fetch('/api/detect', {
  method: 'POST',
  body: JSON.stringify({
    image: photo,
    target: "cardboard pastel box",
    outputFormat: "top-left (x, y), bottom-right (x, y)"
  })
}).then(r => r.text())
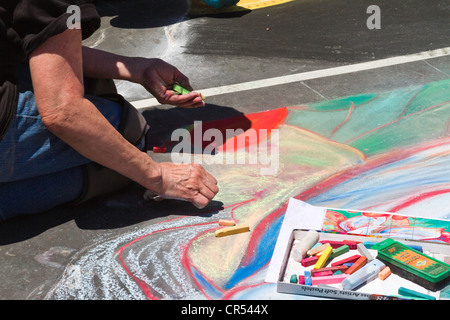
top-left (275, 229), bottom-right (450, 300)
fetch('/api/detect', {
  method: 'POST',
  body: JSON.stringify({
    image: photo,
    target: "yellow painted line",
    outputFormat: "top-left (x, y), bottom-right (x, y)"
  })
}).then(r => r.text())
top-left (188, 0), bottom-right (294, 16)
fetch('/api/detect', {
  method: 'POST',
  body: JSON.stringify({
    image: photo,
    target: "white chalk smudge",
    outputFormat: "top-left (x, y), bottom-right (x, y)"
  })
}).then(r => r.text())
top-left (43, 209), bottom-right (230, 300)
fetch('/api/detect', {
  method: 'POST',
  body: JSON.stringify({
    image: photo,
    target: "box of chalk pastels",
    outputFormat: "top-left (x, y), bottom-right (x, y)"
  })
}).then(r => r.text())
top-left (276, 229), bottom-right (450, 300)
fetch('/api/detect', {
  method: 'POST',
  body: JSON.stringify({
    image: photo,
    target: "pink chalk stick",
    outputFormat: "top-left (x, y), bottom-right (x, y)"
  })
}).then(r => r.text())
top-left (311, 274), bottom-right (349, 286)
top-left (298, 275), bottom-right (305, 285)
top-left (312, 270), bottom-right (333, 277)
top-left (301, 256), bottom-right (319, 267)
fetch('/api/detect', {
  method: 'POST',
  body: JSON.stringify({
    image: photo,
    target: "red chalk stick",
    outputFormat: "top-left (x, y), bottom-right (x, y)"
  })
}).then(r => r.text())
top-left (301, 256), bottom-right (319, 267)
top-left (344, 256), bottom-right (367, 275)
top-left (153, 146), bottom-right (167, 153)
top-left (320, 240), bottom-right (360, 249)
top-left (331, 254), bottom-right (361, 267)
top-left (343, 240), bottom-right (361, 250)
top-left (310, 265), bottom-right (348, 276)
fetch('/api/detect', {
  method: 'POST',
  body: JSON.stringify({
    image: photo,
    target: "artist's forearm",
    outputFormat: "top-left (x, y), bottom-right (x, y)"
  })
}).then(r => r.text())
top-left (43, 98), bottom-right (161, 190)
top-left (82, 46), bottom-right (145, 83)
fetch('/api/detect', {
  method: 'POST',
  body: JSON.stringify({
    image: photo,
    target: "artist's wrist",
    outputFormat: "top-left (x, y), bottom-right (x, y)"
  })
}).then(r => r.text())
top-left (140, 155), bottom-right (164, 192)
top-left (127, 57), bottom-right (159, 86)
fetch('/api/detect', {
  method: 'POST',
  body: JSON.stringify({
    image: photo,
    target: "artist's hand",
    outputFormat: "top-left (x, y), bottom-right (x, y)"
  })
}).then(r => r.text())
top-left (147, 162), bottom-right (219, 209)
top-left (139, 58), bottom-right (205, 108)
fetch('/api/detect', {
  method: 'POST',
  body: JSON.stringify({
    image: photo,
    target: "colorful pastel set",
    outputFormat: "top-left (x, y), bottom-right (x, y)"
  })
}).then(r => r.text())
top-left (283, 230), bottom-right (450, 299)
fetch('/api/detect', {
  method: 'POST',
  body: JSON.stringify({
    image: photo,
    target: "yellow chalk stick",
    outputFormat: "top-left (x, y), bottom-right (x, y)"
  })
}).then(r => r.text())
top-left (313, 246), bottom-right (333, 269)
top-left (218, 219), bottom-right (236, 226)
top-left (307, 243), bottom-right (330, 256)
top-left (215, 224), bottom-right (250, 237)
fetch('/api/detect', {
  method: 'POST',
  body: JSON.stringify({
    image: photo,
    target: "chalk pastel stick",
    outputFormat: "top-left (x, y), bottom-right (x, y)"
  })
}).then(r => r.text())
top-left (320, 240), bottom-right (360, 249)
top-left (311, 274), bottom-right (349, 286)
top-left (357, 243), bottom-right (374, 261)
top-left (331, 254), bottom-right (361, 267)
top-left (311, 265), bottom-right (348, 276)
top-left (173, 84), bottom-right (205, 100)
top-left (307, 243), bottom-right (330, 256)
top-left (310, 242), bottom-right (322, 250)
top-left (344, 256), bottom-right (367, 275)
top-left (214, 224), bottom-right (250, 237)
top-left (298, 275), bottom-right (305, 285)
top-left (290, 274), bottom-right (298, 283)
top-left (153, 146), bottom-right (167, 153)
top-left (378, 266), bottom-right (391, 280)
top-left (343, 240), bottom-right (361, 250)
top-left (398, 287), bottom-right (436, 300)
top-left (218, 219), bottom-right (236, 226)
top-left (314, 246), bottom-right (333, 269)
top-left (313, 270), bottom-right (333, 277)
top-left (343, 263), bottom-right (354, 268)
top-left (304, 271), bottom-right (312, 286)
top-left (301, 256), bottom-right (319, 267)
top-left (342, 259), bottom-right (385, 290)
top-left (291, 230), bottom-right (319, 262)
top-left (329, 245), bottom-right (349, 260)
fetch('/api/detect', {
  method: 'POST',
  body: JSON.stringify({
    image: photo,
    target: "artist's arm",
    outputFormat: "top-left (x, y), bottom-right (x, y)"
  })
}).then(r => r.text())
top-left (30, 29), bottom-right (218, 208)
top-left (82, 46), bottom-right (205, 108)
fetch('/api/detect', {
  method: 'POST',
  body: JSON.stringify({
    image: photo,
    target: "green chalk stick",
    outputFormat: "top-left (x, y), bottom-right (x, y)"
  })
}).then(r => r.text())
top-left (173, 84), bottom-right (205, 100)
top-left (329, 245), bottom-right (349, 260)
top-left (173, 84), bottom-right (191, 95)
top-left (290, 274), bottom-right (298, 284)
top-left (398, 287), bottom-right (436, 300)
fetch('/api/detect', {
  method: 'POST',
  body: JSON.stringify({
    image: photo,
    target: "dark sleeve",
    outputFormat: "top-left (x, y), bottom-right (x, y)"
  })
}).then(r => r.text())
top-left (13, 0), bottom-right (100, 58)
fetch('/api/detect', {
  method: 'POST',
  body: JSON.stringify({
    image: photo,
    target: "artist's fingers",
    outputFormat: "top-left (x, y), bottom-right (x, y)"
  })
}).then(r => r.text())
top-left (171, 68), bottom-right (193, 91)
top-left (188, 163), bottom-right (218, 208)
top-left (167, 91), bottom-right (205, 108)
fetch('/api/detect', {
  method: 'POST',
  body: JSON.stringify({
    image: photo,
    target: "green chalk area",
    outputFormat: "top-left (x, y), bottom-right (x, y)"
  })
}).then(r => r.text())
top-left (286, 79), bottom-right (450, 156)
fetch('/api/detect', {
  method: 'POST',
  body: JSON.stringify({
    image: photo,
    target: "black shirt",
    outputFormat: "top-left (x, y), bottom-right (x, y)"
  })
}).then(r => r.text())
top-left (0, 0), bottom-right (100, 142)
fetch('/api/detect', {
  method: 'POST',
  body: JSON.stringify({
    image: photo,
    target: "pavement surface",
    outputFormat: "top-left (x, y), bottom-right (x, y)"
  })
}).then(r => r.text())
top-left (0, 0), bottom-right (449, 300)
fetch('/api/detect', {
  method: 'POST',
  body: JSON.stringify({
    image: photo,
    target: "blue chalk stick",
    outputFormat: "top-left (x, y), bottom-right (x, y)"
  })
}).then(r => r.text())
top-left (343, 262), bottom-right (354, 268)
top-left (304, 271), bottom-right (312, 286)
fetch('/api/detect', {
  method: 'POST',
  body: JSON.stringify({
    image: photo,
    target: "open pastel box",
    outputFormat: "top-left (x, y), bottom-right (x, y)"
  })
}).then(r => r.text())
top-left (276, 229), bottom-right (450, 300)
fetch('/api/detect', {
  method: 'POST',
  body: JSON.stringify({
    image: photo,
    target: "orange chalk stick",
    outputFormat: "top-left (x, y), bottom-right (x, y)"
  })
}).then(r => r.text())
top-left (378, 266), bottom-right (391, 280)
top-left (344, 256), bottom-right (367, 275)
top-left (218, 219), bottom-right (236, 226)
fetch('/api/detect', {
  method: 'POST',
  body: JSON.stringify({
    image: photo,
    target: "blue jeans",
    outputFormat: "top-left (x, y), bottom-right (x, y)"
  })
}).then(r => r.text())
top-left (0, 67), bottom-right (128, 220)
